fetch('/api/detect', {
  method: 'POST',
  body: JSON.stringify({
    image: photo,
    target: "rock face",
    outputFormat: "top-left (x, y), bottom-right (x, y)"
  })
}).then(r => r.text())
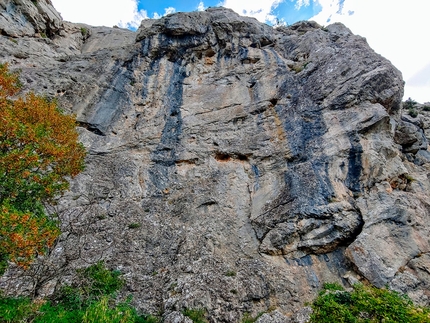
top-left (0, 0), bottom-right (62, 37)
top-left (1, 1), bottom-right (430, 321)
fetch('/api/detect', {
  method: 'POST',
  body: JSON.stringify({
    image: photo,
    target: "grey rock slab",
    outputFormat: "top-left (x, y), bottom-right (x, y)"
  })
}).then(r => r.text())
top-left (346, 190), bottom-right (430, 287)
top-left (0, 0), bottom-right (62, 37)
top-left (256, 310), bottom-right (291, 323)
top-left (395, 119), bottom-right (428, 153)
top-left (164, 312), bottom-right (193, 323)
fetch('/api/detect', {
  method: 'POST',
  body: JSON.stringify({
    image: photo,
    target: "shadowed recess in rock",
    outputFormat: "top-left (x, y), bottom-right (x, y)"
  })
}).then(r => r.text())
top-left (84, 61), bottom-right (134, 135)
top-left (149, 60), bottom-right (185, 192)
top-left (345, 132), bottom-right (363, 193)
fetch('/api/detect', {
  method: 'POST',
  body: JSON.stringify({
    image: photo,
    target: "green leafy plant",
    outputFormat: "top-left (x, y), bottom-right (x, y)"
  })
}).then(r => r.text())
top-left (128, 223), bottom-right (141, 229)
top-left (409, 109), bottom-right (418, 118)
top-left (0, 294), bottom-right (39, 322)
top-left (403, 97), bottom-right (419, 118)
top-left (82, 296), bottom-right (133, 323)
top-left (56, 260), bottom-right (125, 311)
top-left (80, 27), bottom-right (88, 37)
top-left (225, 270), bottom-right (236, 277)
top-left (309, 282), bottom-right (430, 323)
top-left (0, 262), bottom-right (157, 322)
top-left (82, 261), bottom-right (124, 295)
top-left (34, 302), bottom-right (84, 323)
top-left (321, 282), bottom-right (344, 291)
top-left (182, 308), bottom-right (208, 323)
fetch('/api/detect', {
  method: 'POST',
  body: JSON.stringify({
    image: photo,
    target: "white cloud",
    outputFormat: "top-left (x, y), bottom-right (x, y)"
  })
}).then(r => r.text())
top-left (51, 0), bottom-right (147, 29)
top-left (164, 7), bottom-right (176, 15)
top-left (152, 7), bottom-right (176, 19)
top-left (311, 0), bottom-right (430, 102)
top-left (197, 1), bottom-right (206, 11)
top-left (295, 0), bottom-right (310, 9)
top-left (221, 0), bottom-right (283, 24)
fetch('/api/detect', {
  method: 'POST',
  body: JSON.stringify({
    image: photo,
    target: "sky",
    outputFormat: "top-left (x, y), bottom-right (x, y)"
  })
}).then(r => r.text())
top-left (50, 0), bottom-right (429, 103)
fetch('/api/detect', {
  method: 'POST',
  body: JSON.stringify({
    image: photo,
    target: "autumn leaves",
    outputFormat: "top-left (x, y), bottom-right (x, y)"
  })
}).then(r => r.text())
top-left (0, 64), bottom-right (86, 269)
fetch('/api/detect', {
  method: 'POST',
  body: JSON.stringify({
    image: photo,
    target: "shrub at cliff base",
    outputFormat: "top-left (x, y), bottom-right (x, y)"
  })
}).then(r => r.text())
top-left (310, 282), bottom-right (430, 323)
top-left (0, 63), bottom-right (86, 269)
top-left (0, 261), bottom-right (159, 323)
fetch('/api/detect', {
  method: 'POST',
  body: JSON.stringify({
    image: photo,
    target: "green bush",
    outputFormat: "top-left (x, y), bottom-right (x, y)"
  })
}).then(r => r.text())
top-left (54, 261), bottom-right (124, 311)
top-left (404, 97), bottom-right (417, 110)
top-left (182, 308), bottom-right (208, 323)
top-left (34, 302), bottom-right (83, 323)
top-left (79, 260), bottom-right (124, 296)
top-left (0, 295), bottom-right (37, 322)
top-left (82, 296), bottom-right (133, 323)
top-left (0, 262), bottom-right (157, 322)
top-left (80, 27), bottom-right (88, 37)
top-left (310, 282), bottom-right (430, 323)
top-left (225, 270), bottom-right (236, 277)
top-left (409, 109), bottom-right (418, 118)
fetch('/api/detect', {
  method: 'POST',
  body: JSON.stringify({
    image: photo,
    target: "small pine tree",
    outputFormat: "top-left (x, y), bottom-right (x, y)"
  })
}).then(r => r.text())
top-left (404, 97), bottom-right (417, 109)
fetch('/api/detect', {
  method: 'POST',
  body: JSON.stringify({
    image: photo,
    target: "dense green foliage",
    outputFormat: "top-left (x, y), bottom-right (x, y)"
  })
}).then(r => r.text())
top-left (0, 262), bottom-right (158, 323)
top-left (0, 63), bottom-right (86, 268)
top-left (54, 260), bottom-right (125, 311)
top-left (310, 282), bottom-right (430, 323)
top-left (182, 308), bottom-right (208, 323)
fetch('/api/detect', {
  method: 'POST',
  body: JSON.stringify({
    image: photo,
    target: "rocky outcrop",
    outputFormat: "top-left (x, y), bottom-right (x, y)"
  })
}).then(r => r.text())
top-left (0, 0), bottom-right (62, 37)
top-left (1, 1), bottom-right (430, 321)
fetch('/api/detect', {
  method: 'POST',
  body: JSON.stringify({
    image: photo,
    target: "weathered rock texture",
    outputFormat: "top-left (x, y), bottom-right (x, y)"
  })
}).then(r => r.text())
top-left (1, 1), bottom-right (430, 322)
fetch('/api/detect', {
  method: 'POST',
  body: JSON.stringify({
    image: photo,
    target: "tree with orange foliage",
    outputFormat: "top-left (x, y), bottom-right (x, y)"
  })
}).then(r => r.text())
top-left (0, 64), bottom-right (86, 270)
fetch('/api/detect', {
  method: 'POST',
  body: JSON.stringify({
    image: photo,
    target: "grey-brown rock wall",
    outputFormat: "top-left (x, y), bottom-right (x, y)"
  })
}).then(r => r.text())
top-left (1, 2), bottom-right (430, 321)
top-left (0, 0), bottom-right (62, 37)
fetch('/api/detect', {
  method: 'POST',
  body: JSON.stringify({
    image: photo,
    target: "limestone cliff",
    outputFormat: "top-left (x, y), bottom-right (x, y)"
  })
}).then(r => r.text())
top-left (1, 1), bottom-right (430, 322)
